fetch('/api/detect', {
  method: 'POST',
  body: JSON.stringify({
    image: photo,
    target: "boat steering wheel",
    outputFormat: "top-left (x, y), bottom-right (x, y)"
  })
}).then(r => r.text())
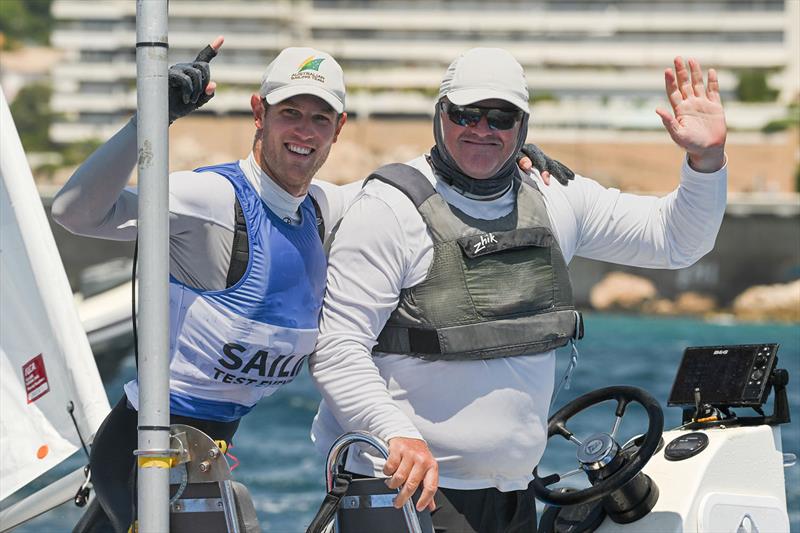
top-left (532, 385), bottom-right (664, 507)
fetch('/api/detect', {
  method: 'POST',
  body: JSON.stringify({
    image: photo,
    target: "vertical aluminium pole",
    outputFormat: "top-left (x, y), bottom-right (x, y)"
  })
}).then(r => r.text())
top-left (135, 1), bottom-right (170, 531)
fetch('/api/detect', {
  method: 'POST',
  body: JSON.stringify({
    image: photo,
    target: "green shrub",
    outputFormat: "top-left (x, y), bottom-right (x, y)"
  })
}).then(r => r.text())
top-left (9, 82), bottom-right (102, 169)
top-left (0, 0), bottom-right (53, 49)
top-left (762, 119), bottom-right (791, 133)
top-left (795, 163), bottom-right (800, 193)
top-left (9, 83), bottom-right (56, 152)
top-left (531, 92), bottom-right (558, 104)
top-left (61, 139), bottom-right (103, 166)
top-left (736, 70), bottom-right (779, 102)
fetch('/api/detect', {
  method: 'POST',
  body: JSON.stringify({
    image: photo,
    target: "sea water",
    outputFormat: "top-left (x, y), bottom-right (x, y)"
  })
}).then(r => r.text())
top-left (5, 314), bottom-right (799, 532)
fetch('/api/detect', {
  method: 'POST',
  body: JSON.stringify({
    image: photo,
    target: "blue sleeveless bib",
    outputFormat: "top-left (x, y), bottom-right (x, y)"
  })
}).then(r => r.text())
top-left (124, 162), bottom-right (327, 421)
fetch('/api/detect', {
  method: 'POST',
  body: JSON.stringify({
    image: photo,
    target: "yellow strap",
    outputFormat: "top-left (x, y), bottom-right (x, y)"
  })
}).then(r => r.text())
top-left (136, 440), bottom-right (226, 469)
top-left (214, 440), bottom-right (228, 454)
top-left (127, 520), bottom-right (138, 533)
top-left (137, 456), bottom-right (176, 469)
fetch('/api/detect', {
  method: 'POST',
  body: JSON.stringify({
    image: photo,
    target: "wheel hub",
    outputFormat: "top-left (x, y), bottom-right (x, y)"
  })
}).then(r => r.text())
top-left (577, 433), bottom-right (619, 471)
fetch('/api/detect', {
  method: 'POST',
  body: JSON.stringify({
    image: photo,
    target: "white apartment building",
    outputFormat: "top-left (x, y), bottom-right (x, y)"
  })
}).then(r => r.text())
top-left (50, 0), bottom-right (799, 142)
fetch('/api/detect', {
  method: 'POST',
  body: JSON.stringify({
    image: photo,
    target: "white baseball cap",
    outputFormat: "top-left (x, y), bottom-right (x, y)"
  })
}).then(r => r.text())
top-left (439, 48), bottom-right (530, 114)
top-left (259, 47), bottom-right (345, 113)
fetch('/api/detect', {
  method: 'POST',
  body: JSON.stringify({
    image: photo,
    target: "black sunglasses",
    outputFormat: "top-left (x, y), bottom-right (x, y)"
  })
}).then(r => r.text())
top-left (441, 102), bottom-right (523, 131)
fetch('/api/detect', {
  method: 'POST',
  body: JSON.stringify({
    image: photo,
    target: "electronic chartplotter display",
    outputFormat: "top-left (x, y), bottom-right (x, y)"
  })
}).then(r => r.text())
top-left (668, 344), bottom-right (779, 408)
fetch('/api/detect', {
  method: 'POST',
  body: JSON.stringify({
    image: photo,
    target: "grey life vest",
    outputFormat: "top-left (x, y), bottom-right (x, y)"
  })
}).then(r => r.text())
top-left (369, 163), bottom-right (582, 361)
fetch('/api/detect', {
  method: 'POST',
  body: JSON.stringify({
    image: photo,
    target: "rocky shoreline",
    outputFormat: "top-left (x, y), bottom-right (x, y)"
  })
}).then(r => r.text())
top-left (588, 272), bottom-right (800, 323)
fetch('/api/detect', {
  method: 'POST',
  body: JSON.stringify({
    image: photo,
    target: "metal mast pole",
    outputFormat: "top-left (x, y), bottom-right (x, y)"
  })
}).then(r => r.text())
top-left (135, 1), bottom-right (170, 531)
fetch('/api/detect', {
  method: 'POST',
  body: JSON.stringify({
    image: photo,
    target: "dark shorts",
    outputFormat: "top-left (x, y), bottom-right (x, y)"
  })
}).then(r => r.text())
top-left (344, 472), bottom-right (538, 533)
top-left (432, 483), bottom-right (538, 533)
top-left (78, 395), bottom-right (240, 533)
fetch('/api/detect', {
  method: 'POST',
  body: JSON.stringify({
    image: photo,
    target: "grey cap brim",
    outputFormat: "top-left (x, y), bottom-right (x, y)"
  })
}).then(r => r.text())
top-left (446, 88), bottom-right (530, 114)
top-left (265, 85), bottom-right (344, 114)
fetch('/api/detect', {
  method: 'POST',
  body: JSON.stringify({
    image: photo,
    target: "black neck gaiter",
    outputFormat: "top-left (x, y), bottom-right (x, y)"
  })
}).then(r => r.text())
top-left (429, 104), bottom-right (529, 200)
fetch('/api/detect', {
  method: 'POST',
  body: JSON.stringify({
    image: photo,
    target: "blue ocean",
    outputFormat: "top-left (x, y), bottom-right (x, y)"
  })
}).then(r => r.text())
top-left (6, 314), bottom-right (799, 532)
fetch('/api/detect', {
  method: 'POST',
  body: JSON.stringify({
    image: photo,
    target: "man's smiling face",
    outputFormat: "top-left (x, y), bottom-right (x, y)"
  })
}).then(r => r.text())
top-left (441, 98), bottom-right (521, 180)
top-left (252, 93), bottom-right (346, 196)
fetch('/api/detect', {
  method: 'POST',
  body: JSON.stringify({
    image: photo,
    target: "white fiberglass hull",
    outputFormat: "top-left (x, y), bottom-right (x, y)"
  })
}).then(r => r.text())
top-left (594, 424), bottom-right (789, 532)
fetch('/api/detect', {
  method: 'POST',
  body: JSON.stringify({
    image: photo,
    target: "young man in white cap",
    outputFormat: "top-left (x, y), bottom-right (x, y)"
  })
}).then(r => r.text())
top-left (309, 48), bottom-right (728, 531)
top-left (54, 38), bottom-right (355, 532)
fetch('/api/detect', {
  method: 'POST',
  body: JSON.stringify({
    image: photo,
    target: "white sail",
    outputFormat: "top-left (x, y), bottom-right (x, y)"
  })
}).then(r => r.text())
top-left (0, 86), bottom-right (110, 502)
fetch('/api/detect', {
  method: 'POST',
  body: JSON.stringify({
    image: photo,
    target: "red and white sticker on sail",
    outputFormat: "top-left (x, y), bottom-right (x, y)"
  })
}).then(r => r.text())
top-left (23, 354), bottom-right (50, 403)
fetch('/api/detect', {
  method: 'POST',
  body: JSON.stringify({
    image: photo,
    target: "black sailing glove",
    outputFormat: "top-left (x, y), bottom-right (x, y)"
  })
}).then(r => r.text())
top-left (168, 45), bottom-right (218, 124)
top-left (517, 143), bottom-right (576, 186)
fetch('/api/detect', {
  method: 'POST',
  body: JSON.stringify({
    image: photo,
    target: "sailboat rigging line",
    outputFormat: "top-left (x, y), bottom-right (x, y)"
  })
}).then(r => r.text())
top-left (66, 402), bottom-right (93, 507)
top-left (66, 401), bottom-right (90, 461)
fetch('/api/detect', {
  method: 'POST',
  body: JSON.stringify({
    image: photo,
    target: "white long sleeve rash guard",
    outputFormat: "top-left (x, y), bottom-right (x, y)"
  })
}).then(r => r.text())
top-left (310, 154), bottom-right (727, 492)
top-left (51, 118), bottom-right (362, 291)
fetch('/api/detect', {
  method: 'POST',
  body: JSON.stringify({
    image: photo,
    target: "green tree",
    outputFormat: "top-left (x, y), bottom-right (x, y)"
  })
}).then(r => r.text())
top-left (62, 139), bottom-right (103, 166)
top-left (735, 70), bottom-right (779, 103)
top-left (762, 102), bottom-right (800, 133)
top-left (795, 163), bottom-right (800, 193)
top-left (0, 0), bottom-right (54, 49)
top-left (9, 83), bottom-right (56, 152)
top-left (531, 91), bottom-right (558, 104)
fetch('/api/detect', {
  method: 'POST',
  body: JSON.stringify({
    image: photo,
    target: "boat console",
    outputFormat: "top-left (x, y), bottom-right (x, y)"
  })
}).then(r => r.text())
top-left (309, 343), bottom-right (794, 533)
top-left (538, 343), bottom-right (793, 533)
top-left (668, 343), bottom-right (788, 426)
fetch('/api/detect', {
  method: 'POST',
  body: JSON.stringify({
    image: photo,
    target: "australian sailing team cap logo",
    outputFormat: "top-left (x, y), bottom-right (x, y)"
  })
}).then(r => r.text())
top-left (259, 47), bottom-right (345, 113)
top-left (298, 56), bottom-right (326, 72)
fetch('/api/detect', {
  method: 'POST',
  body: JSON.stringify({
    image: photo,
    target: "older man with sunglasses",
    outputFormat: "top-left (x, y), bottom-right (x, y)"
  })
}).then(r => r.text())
top-left (309, 48), bottom-right (727, 532)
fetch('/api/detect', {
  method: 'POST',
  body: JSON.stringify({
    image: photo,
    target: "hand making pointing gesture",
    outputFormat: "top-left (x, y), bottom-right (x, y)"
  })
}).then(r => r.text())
top-left (168, 35), bottom-right (225, 123)
top-left (656, 56), bottom-right (727, 173)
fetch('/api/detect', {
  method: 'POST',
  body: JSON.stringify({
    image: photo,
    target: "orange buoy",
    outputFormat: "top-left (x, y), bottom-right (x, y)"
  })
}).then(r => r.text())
top-left (36, 445), bottom-right (49, 459)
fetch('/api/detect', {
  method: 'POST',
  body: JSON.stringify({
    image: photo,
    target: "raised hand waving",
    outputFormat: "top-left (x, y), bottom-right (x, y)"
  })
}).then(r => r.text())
top-left (655, 57), bottom-right (727, 173)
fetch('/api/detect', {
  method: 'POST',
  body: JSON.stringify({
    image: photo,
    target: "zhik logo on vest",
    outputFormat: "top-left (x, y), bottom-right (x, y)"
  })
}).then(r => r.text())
top-left (291, 56), bottom-right (326, 83)
top-left (473, 233), bottom-right (498, 254)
